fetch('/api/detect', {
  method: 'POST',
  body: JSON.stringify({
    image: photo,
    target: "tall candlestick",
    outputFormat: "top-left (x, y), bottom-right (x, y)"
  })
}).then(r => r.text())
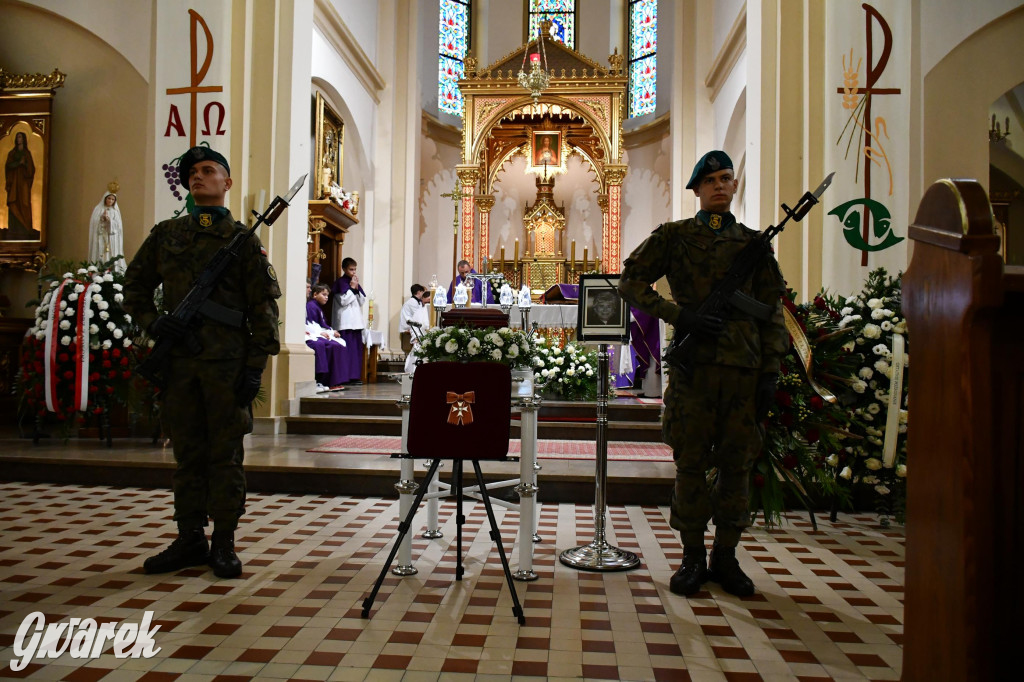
top-left (571, 240), bottom-right (576, 270)
top-left (501, 246), bottom-right (505, 270)
top-left (583, 246), bottom-right (588, 271)
top-left (514, 239), bottom-right (519, 267)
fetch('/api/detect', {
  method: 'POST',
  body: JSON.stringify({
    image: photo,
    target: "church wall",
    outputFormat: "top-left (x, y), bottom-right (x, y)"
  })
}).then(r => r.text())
top-left (483, 0), bottom-right (524, 68)
top-left (920, 0), bottom-right (1023, 76)
top-left (325, 0), bottom-right (379, 70)
top-left (418, 128), bottom-right (464, 288)
top-left (710, 0), bottom-right (745, 61)
top-left (620, 135), bottom-right (672, 266)
top-left (0, 0), bottom-right (148, 316)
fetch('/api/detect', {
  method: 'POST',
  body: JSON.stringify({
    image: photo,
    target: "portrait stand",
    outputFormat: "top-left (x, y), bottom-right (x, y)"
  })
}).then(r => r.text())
top-left (561, 273), bottom-right (639, 572)
top-left (559, 342), bottom-right (640, 572)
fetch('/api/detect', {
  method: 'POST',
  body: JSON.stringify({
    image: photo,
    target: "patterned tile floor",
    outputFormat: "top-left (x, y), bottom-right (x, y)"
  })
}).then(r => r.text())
top-left (0, 482), bottom-right (903, 681)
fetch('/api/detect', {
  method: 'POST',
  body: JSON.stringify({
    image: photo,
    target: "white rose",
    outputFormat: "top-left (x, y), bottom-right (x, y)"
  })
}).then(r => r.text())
top-left (60, 336), bottom-right (72, 346)
top-left (99, 311), bottom-right (110, 320)
top-left (490, 349), bottom-right (502, 361)
top-left (113, 329), bottom-right (124, 339)
top-left (98, 301), bottom-right (109, 311)
top-left (865, 458), bottom-right (882, 470)
top-left (103, 340), bottom-right (113, 349)
top-left (67, 294), bottom-right (78, 303)
top-left (123, 338), bottom-right (133, 348)
top-left (880, 308), bottom-right (893, 318)
top-left (74, 284), bottom-right (85, 294)
top-left (89, 324), bottom-right (99, 334)
top-left (107, 322), bottom-right (117, 331)
top-left (858, 367), bottom-right (874, 380)
top-left (826, 454), bottom-right (839, 467)
top-left (61, 273), bottom-right (73, 280)
top-left (566, 368), bottom-right (575, 376)
top-left (445, 339), bottom-right (459, 354)
top-left (839, 466), bottom-right (852, 480)
top-left (92, 294), bottom-right (102, 303)
top-left (896, 464), bottom-right (907, 478)
top-left (103, 273), bottom-right (114, 282)
top-left (874, 485), bottom-right (891, 495)
top-left (507, 344), bottom-right (519, 358)
top-left (862, 324), bottom-right (881, 339)
top-left (851, 380), bottom-right (867, 394)
top-left (555, 357), bottom-right (564, 365)
top-left (541, 369), bottom-right (549, 377)
top-left (871, 308), bottom-right (886, 320)
top-left (867, 298), bottom-right (882, 309)
top-left (113, 283), bottom-right (123, 291)
top-left (467, 338), bottom-right (481, 355)
top-left (586, 370), bottom-right (593, 377)
top-left (60, 319), bottom-right (71, 330)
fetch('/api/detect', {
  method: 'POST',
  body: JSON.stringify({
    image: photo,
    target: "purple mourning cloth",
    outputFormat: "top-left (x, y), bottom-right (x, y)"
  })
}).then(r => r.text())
top-left (542, 283), bottom-right (579, 303)
top-left (447, 270), bottom-right (493, 304)
top-left (305, 298), bottom-right (347, 386)
top-left (331, 274), bottom-right (366, 298)
top-left (616, 306), bottom-right (662, 389)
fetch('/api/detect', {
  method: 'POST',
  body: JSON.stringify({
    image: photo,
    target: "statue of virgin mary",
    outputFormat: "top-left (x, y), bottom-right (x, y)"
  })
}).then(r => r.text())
top-left (88, 189), bottom-right (125, 272)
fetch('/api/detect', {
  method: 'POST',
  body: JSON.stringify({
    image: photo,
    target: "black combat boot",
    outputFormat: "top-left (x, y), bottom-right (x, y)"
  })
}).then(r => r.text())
top-left (669, 545), bottom-right (709, 596)
top-left (209, 529), bottom-right (243, 579)
top-left (143, 527), bottom-right (209, 574)
top-left (708, 544), bottom-right (755, 597)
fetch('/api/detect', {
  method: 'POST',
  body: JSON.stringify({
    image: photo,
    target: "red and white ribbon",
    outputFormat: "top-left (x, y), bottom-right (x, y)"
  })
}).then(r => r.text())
top-left (43, 280), bottom-right (67, 413)
top-left (42, 278), bottom-right (95, 413)
top-left (882, 333), bottom-right (905, 468)
top-left (74, 285), bottom-right (92, 411)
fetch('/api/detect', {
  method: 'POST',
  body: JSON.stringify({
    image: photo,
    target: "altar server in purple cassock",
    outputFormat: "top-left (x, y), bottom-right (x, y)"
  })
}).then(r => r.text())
top-left (447, 260), bottom-right (493, 304)
top-left (330, 257), bottom-right (367, 384)
top-left (305, 282), bottom-right (347, 390)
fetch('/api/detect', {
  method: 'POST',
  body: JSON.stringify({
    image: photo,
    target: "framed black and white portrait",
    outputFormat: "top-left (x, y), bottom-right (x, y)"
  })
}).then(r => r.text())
top-left (577, 274), bottom-right (629, 343)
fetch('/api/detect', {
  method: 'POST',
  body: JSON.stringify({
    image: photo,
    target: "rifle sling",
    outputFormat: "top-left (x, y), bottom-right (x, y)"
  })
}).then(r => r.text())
top-left (198, 299), bottom-right (245, 328)
top-left (726, 290), bottom-right (774, 321)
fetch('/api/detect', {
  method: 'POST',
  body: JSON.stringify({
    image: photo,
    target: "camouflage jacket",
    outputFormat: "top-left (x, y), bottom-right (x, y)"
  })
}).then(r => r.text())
top-left (618, 216), bottom-right (789, 373)
top-left (123, 211), bottom-right (281, 369)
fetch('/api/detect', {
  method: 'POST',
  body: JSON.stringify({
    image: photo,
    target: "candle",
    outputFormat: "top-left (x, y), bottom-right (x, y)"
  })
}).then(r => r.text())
top-left (514, 239), bottom-right (519, 266)
top-left (583, 247), bottom-right (588, 271)
top-left (531, 53), bottom-right (540, 64)
top-left (500, 246), bottom-right (505, 270)
top-left (571, 240), bottom-right (576, 269)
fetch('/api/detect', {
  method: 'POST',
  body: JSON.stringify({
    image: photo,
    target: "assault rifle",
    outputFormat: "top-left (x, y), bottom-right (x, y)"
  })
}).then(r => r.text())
top-left (663, 172), bottom-right (835, 372)
top-left (137, 174), bottom-right (307, 388)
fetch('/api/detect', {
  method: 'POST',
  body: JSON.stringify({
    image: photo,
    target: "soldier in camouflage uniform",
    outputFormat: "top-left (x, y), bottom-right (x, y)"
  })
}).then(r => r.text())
top-left (124, 146), bottom-right (281, 579)
top-left (618, 151), bottom-right (789, 597)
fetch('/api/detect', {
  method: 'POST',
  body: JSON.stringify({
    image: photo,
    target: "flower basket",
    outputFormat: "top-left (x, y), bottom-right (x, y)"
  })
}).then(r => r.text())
top-left (531, 336), bottom-right (599, 401)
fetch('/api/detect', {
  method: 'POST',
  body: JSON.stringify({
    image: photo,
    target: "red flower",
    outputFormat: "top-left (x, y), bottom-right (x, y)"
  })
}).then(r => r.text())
top-left (753, 473), bottom-right (765, 488)
top-left (809, 396), bottom-right (824, 411)
top-left (775, 390), bottom-right (792, 407)
top-left (90, 372), bottom-right (100, 381)
top-left (106, 386), bottom-right (115, 394)
top-left (89, 385), bottom-right (99, 393)
top-left (122, 371), bottom-right (131, 379)
top-left (108, 370), bottom-right (118, 379)
top-left (35, 350), bottom-right (44, 360)
top-left (102, 350), bottom-right (110, 359)
top-left (63, 370), bottom-right (74, 380)
top-left (93, 407), bottom-right (104, 415)
top-left (813, 295), bottom-right (827, 310)
top-left (112, 349), bottom-right (121, 359)
top-left (102, 360), bottom-right (112, 369)
top-left (58, 353), bottom-right (69, 363)
top-left (805, 428), bottom-right (820, 444)
top-left (120, 357), bottom-right (129, 367)
top-left (782, 454), bottom-right (798, 470)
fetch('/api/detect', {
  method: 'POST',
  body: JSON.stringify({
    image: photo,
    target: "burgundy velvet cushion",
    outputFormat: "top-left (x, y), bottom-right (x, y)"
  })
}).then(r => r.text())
top-left (407, 362), bottom-right (512, 460)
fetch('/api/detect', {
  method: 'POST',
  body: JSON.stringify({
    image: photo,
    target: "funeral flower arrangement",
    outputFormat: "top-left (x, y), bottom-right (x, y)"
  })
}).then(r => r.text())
top-left (531, 337), bottom-right (599, 401)
top-left (17, 258), bottom-right (152, 435)
top-left (752, 268), bottom-right (909, 527)
top-left (414, 325), bottom-right (537, 369)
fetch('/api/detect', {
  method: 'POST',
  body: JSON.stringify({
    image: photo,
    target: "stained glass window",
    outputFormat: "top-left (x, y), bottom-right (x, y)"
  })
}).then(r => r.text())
top-left (628, 0), bottom-right (657, 117)
top-left (528, 0), bottom-right (575, 49)
top-left (438, 0), bottom-right (471, 116)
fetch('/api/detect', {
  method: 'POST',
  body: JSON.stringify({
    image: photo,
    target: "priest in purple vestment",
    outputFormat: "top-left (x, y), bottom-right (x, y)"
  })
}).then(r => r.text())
top-left (446, 260), bottom-right (493, 304)
top-left (330, 257), bottom-right (367, 384)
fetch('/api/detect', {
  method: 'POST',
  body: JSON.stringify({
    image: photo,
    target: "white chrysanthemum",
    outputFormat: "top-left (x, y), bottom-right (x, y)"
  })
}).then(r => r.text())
top-left (123, 314), bottom-right (131, 323)
top-left (87, 265), bottom-right (98, 273)
top-left (67, 294), bottom-right (79, 304)
top-left (839, 466), bottom-right (852, 480)
top-left (896, 464), bottom-right (907, 478)
top-left (62, 272), bottom-right (73, 279)
top-left (35, 330), bottom-right (46, 340)
top-left (89, 324), bottom-right (99, 334)
top-left (107, 322), bottom-right (116, 331)
top-left (862, 324), bottom-right (881, 339)
top-left (99, 311), bottom-right (109, 320)
top-left (113, 329), bottom-right (124, 339)
top-left (59, 319), bottom-right (71, 330)
top-left (490, 349), bottom-right (502, 361)
top-left (74, 284), bottom-right (85, 294)
top-left (865, 457), bottom-right (883, 470)
top-left (867, 403), bottom-right (881, 414)
top-left (41, 319), bottom-right (50, 329)
top-left (444, 339), bottom-right (459, 354)
top-left (845, 296), bottom-right (858, 305)
top-left (435, 335), bottom-right (447, 348)
top-left (92, 294), bottom-right (102, 303)
top-left (103, 273), bottom-right (114, 282)
top-left (874, 389), bottom-right (888, 402)
top-left (498, 327), bottom-right (509, 334)
top-left (123, 338), bottom-right (132, 348)
top-left (858, 367), bottom-right (873, 380)
top-left (874, 359), bottom-right (890, 373)
top-left (76, 267), bottom-right (88, 275)
top-left (862, 413), bottom-right (874, 421)
top-left (60, 300), bottom-right (68, 310)
top-left (851, 380), bottom-right (867, 394)
top-left (60, 336), bottom-right (72, 346)
top-left (541, 348), bottom-right (549, 355)
top-left (867, 298), bottom-right (883, 309)
top-left (533, 356), bottom-right (544, 367)
top-left (841, 307), bottom-right (853, 316)
top-left (103, 340), bottom-right (114, 349)
top-left (113, 283), bottom-right (123, 292)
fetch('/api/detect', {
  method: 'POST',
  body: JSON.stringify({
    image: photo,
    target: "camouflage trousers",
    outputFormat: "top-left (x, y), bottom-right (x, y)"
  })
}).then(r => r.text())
top-left (663, 364), bottom-right (763, 548)
top-left (162, 357), bottom-right (252, 531)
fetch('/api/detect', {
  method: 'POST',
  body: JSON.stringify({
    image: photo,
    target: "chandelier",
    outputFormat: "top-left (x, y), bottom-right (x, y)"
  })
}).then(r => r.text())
top-left (518, 20), bottom-right (552, 103)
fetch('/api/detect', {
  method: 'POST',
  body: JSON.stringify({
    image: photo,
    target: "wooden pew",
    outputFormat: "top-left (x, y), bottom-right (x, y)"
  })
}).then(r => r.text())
top-left (902, 179), bottom-right (1023, 681)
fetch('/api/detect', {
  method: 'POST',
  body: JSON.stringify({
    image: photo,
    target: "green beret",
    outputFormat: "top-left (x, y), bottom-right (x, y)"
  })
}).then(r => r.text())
top-left (686, 150), bottom-right (733, 189)
top-left (178, 146), bottom-right (230, 188)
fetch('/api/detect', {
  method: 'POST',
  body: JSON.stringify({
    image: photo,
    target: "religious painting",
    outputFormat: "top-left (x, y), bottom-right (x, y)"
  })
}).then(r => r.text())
top-left (577, 274), bottom-right (629, 343)
top-left (313, 92), bottom-right (344, 200)
top-left (0, 81), bottom-right (57, 269)
top-left (529, 130), bottom-right (563, 175)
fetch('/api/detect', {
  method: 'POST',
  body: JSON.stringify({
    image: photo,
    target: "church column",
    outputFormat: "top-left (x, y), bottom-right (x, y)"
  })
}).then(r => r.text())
top-left (603, 165), bottom-right (627, 272)
top-left (597, 193), bottom-right (609, 271)
top-left (456, 166), bottom-right (480, 264)
top-left (476, 194), bottom-right (495, 268)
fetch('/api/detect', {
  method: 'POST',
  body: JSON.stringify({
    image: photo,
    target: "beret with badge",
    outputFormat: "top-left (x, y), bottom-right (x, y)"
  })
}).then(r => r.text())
top-left (685, 150), bottom-right (734, 190)
top-left (178, 146), bottom-right (230, 189)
